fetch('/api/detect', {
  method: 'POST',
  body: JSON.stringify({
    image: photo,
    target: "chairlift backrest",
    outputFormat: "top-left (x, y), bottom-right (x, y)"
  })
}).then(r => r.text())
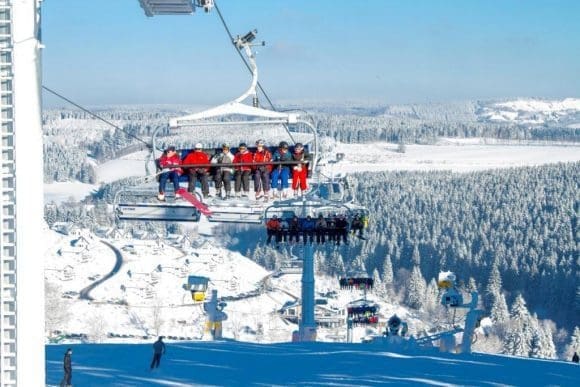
top-left (187, 275), bottom-right (209, 291)
top-left (175, 144), bottom-right (310, 161)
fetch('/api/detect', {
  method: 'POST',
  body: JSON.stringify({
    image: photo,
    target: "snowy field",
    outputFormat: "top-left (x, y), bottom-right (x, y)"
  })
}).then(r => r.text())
top-left (330, 141), bottom-right (580, 173)
top-left (44, 141), bottom-right (580, 204)
top-left (45, 340), bottom-right (579, 386)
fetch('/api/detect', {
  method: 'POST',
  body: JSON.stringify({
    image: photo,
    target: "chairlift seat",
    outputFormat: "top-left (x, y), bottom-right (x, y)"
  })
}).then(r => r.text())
top-left (139, 0), bottom-right (195, 16)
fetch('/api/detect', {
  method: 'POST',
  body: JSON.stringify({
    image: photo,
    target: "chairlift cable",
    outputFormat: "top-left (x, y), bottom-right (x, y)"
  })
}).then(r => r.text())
top-left (213, 1), bottom-right (295, 143)
top-left (42, 85), bottom-right (152, 149)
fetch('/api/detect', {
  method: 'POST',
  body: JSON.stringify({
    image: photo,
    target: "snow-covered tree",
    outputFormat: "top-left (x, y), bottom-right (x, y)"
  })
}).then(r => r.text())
top-left (503, 294), bottom-right (534, 357)
top-left (381, 254), bottom-right (394, 296)
top-left (405, 266), bottom-right (426, 310)
top-left (565, 326), bottom-right (580, 360)
top-left (424, 278), bottom-right (440, 312)
top-left (490, 291), bottom-right (510, 327)
top-left (528, 318), bottom-right (556, 359)
top-left (45, 282), bottom-right (71, 337)
top-left (485, 264), bottom-right (502, 310)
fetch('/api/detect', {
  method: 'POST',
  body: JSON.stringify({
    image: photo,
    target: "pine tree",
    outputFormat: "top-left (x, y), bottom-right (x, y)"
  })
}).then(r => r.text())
top-left (405, 265), bottom-right (426, 310)
top-left (565, 326), bottom-right (580, 359)
top-left (424, 278), bottom-right (440, 312)
top-left (372, 268), bottom-right (384, 296)
top-left (485, 264), bottom-right (502, 310)
top-left (381, 255), bottom-right (394, 296)
top-left (503, 294), bottom-right (534, 357)
top-left (412, 244), bottom-right (421, 266)
top-left (490, 291), bottom-right (509, 327)
top-left (466, 277), bottom-right (478, 293)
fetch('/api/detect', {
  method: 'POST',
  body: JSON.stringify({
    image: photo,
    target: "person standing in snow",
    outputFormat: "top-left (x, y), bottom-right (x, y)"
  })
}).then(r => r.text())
top-left (573, 352), bottom-right (579, 363)
top-left (150, 336), bottom-right (166, 369)
top-left (60, 348), bottom-right (72, 387)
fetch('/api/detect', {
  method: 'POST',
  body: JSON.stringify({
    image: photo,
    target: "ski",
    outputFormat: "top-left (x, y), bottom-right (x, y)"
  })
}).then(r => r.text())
top-left (176, 188), bottom-right (213, 216)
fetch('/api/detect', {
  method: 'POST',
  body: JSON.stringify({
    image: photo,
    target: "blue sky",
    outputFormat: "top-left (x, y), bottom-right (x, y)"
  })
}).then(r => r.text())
top-left (42, 0), bottom-right (580, 107)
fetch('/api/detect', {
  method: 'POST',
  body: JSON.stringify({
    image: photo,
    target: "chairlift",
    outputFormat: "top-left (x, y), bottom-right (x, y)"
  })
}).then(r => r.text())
top-left (339, 275), bottom-right (374, 290)
top-left (114, 31), bottom-right (321, 224)
top-left (346, 299), bottom-right (379, 325)
top-left (139, 0), bottom-right (213, 16)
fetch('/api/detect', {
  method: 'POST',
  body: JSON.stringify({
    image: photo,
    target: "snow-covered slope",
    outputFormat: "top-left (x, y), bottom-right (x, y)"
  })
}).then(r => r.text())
top-left (478, 98), bottom-right (580, 126)
top-left (45, 227), bottom-right (415, 345)
top-left (45, 340), bottom-right (579, 386)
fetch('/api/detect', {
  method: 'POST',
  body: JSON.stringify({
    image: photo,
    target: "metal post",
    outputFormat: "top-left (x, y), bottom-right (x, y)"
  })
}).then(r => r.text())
top-left (299, 243), bottom-right (316, 341)
top-left (461, 292), bottom-right (482, 354)
top-left (346, 317), bottom-right (353, 343)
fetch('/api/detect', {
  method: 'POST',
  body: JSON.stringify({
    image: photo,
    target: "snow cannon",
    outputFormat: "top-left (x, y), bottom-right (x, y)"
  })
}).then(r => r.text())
top-left (437, 271), bottom-right (456, 289)
top-left (386, 314), bottom-right (408, 337)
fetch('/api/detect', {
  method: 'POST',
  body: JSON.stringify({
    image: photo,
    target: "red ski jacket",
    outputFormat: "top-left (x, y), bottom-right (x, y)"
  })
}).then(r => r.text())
top-left (159, 153), bottom-right (182, 174)
top-left (266, 218), bottom-right (281, 230)
top-left (233, 151), bottom-right (254, 171)
top-left (182, 150), bottom-right (210, 172)
top-left (253, 149), bottom-right (273, 172)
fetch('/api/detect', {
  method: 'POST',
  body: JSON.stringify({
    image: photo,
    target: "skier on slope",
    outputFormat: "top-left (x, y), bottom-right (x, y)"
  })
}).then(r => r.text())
top-left (60, 348), bottom-right (72, 387)
top-left (150, 336), bottom-right (166, 369)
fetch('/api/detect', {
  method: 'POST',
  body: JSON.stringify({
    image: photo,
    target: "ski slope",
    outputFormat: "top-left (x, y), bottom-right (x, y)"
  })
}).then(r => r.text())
top-left (45, 340), bottom-right (579, 386)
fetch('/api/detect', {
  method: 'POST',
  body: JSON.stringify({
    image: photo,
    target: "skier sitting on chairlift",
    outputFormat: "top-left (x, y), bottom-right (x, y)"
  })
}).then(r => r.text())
top-left (279, 217), bottom-right (290, 243)
top-left (211, 144), bottom-right (234, 200)
top-left (335, 214), bottom-right (349, 245)
top-left (157, 146), bottom-right (182, 202)
top-left (300, 215), bottom-right (316, 244)
top-left (289, 215), bottom-right (301, 244)
top-left (266, 215), bottom-right (281, 245)
top-left (315, 214), bottom-right (327, 244)
top-left (271, 141), bottom-right (293, 199)
top-left (291, 143), bottom-right (309, 197)
top-left (182, 143), bottom-right (211, 198)
top-left (351, 214), bottom-right (364, 238)
top-left (253, 139), bottom-right (272, 201)
top-left (233, 142), bottom-right (253, 198)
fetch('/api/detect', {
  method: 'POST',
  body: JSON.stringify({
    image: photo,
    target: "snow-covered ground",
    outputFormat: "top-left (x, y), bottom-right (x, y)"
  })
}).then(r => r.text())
top-left (45, 225), bottom-right (412, 346)
top-left (45, 340), bottom-right (579, 386)
top-left (329, 141), bottom-right (580, 173)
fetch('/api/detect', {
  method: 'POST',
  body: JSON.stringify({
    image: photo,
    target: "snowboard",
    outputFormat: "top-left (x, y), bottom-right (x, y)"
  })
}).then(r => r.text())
top-left (176, 188), bottom-right (212, 216)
